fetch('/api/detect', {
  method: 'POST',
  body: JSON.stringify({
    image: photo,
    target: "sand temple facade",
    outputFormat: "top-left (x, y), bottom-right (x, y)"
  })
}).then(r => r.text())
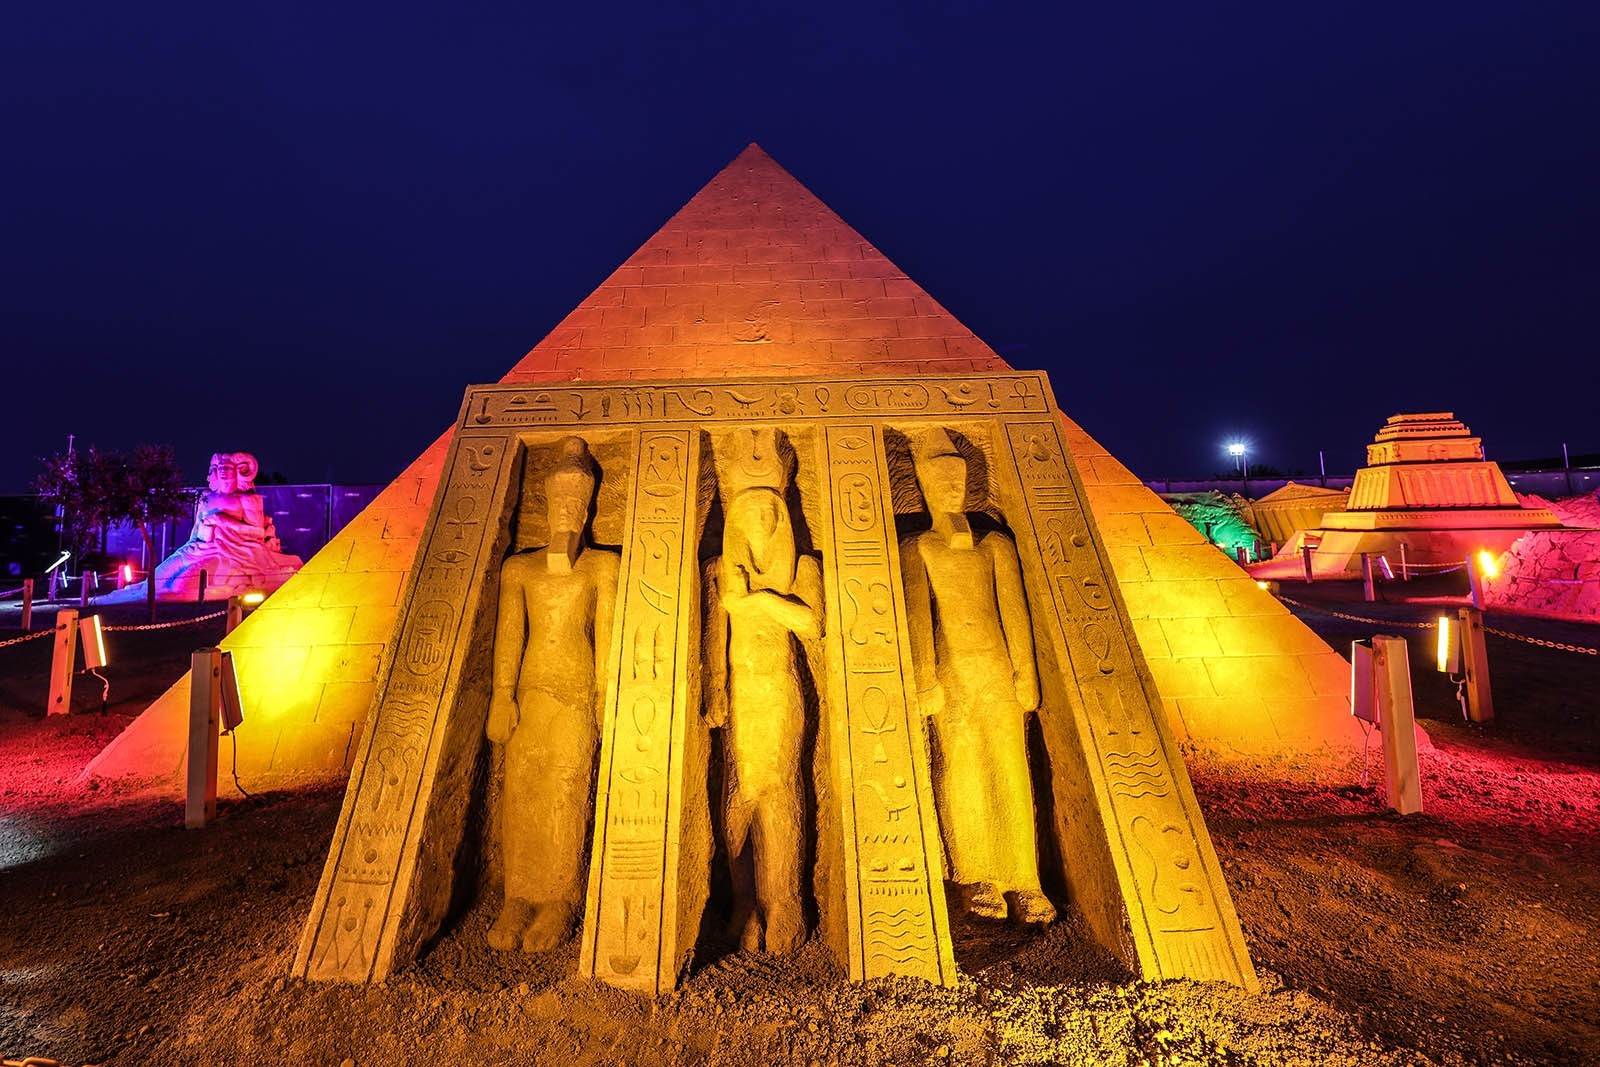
top-left (1257, 413), bottom-right (1562, 579)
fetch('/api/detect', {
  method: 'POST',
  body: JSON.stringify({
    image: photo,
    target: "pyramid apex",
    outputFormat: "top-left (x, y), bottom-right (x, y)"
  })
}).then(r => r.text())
top-left (505, 146), bottom-right (1008, 383)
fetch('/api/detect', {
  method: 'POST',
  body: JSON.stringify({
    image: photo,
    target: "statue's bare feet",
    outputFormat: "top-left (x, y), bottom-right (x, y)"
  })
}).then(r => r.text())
top-left (1009, 889), bottom-right (1057, 925)
top-left (520, 901), bottom-right (575, 953)
top-left (487, 898), bottom-right (534, 951)
top-left (963, 881), bottom-right (1007, 920)
top-left (739, 913), bottom-right (765, 953)
top-left (763, 903), bottom-right (806, 954)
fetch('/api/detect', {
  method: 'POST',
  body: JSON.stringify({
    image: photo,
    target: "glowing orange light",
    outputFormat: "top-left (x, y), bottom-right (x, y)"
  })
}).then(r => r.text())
top-left (1436, 615), bottom-right (1456, 673)
top-left (241, 590), bottom-right (266, 606)
top-left (1476, 550), bottom-right (1498, 579)
top-left (79, 614), bottom-right (109, 669)
top-left (1256, 580), bottom-right (1269, 590)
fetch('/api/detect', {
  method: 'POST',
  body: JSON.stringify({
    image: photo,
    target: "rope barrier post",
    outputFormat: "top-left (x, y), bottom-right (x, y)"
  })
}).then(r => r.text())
top-left (1361, 553), bottom-right (1376, 602)
top-left (1467, 556), bottom-right (1485, 610)
top-left (1234, 545), bottom-right (1248, 567)
top-left (187, 647), bottom-right (223, 829)
top-left (49, 569), bottom-right (60, 602)
top-left (1457, 607), bottom-right (1495, 723)
top-left (20, 579), bottom-right (32, 631)
top-left (226, 595), bottom-right (244, 635)
top-left (1399, 543), bottom-right (1410, 581)
top-left (78, 571), bottom-right (91, 611)
top-left (1372, 635), bottom-right (1423, 815)
top-left (197, 568), bottom-right (208, 604)
top-left (48, 608), bottom-right (79, 717)
top-left (1301, 544), bottom-right (1315, 583)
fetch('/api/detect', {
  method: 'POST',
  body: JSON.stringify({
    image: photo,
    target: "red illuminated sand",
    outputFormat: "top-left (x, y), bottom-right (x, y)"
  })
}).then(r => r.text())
top-left (1, 591), bottom-right (1596, 1064)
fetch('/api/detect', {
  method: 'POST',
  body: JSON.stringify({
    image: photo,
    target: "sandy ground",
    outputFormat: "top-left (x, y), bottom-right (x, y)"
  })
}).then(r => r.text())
top-left (1, 585), bottom-right (1597, 1067)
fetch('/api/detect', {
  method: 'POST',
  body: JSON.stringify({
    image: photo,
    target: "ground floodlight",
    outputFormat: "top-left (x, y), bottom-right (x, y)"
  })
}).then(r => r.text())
top-left (79, 614), bottom-right (108, 669)
top-left (1436, 615), bottom-right (1460, 674)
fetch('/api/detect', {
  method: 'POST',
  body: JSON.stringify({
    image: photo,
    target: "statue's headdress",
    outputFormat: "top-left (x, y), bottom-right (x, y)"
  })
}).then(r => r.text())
top-left (231, 452), bottom-right (260, 490)
top-left (544, 436), bottom-right (597, 501)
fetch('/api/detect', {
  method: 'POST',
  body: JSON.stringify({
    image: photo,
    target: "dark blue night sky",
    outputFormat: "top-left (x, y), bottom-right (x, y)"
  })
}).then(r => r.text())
top-left (5, 3), bottom-right (1598, 491)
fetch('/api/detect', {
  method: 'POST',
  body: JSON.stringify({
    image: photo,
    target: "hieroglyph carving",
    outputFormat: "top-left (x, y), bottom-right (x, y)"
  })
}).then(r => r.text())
top-left (818, 424), bottom-right (955, 985)
top-left (999, 420), bottom-right (1257, 988)
top-left (900, 428), bottom-right (1055, 925)
top-left (703, 428), bottom-right (824, 954)
top-left (296, 430), bottom-right (516, 981)
top-left (580, 430), bottom-right (708, 993)
top-left (466, 375), bottom-right (1047, 429)
top-left (487, 437), bottom-right (619, 953)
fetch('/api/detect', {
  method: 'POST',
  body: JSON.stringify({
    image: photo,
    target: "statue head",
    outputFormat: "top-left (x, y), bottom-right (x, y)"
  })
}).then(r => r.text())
top-left (206, 454), bottom-right (238, 494)
top-left (912, 428), bottom-right (967, 518)
top-left (544, 436), bottom-right (598, 539)
top-left (206, 452), bottom-right (261, 494)
top-left (725, 488), bottom-right (797, 593)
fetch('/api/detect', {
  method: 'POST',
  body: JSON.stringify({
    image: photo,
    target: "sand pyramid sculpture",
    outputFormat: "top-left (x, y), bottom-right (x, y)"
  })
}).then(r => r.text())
top-left (92, 144), bottom-right (1359, 792)
top-left (91, 144), bottom-right (1364, 992)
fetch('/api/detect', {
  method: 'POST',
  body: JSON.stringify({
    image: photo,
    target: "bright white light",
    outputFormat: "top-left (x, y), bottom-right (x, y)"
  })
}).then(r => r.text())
top-left (1228, 443), bottom-right (1246, 457)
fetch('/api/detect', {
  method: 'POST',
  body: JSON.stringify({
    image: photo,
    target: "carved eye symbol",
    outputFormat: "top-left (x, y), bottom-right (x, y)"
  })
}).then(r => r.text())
top-left (434, 550), bottom-right (469, 564)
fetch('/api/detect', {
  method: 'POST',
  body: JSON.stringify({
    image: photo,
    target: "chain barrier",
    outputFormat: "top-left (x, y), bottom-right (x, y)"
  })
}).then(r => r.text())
top-left (0, 629), bottom-right (54, 651)
top-left (1280, 596), bottom-right (1600, 655)
top-left (1, 609), bottom-right (225, 648)
top-left (103, 610), bottom-right (227, 633)
top-left (1277, 596), bottom-right (1432, 630)
top-left (1483, 626), bottom-right (1600, 656)
top-left (1396, 561), bottom-right (1467, 574)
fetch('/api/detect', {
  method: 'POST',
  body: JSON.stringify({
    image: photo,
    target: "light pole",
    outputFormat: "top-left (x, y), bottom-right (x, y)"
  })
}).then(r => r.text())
top-left (1228, 442), bottom-right (1249, 480)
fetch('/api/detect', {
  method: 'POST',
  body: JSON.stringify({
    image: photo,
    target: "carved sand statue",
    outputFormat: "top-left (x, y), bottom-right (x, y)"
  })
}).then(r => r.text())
top-left (152, 451), bottom-right (302, 598)
top-left (703, 428), bottom-right (825, 953)
top-left (900, 428), bottom-right (1056, 925)
top-left (487, 437), bottom-right (619, 952)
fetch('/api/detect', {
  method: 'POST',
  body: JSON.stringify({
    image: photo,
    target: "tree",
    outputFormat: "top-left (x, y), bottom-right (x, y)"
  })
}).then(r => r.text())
top-left (35, 444), bottom-right (193, 622)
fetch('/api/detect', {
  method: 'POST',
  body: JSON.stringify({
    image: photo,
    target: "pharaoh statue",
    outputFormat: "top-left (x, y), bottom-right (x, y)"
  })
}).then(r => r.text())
top-left (900, 428), bottom-right (1056, 925)
top-left (703, 428), bottom-right (824, 953)
top-left (151, 451), bottom-right (302, 599)
top-left (487, 436), bottom-right (620, 953)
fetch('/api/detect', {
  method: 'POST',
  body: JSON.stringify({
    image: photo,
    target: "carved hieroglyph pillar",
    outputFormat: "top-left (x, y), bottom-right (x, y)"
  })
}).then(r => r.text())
top-left (998, 420), bottom-right (1257, 988)
top-left (579, 429), bottom-right (712, 993)
top-left (295, 430), bottom-right (518, 981)
top-left (816, 424), bottom-right (956, 985)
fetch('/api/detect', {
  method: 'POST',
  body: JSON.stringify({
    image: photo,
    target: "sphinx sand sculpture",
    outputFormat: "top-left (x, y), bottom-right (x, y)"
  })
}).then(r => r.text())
top-left (298, 372), bottom-right (1254, 995)
top-left (152, 451), bottom-right (302, 598)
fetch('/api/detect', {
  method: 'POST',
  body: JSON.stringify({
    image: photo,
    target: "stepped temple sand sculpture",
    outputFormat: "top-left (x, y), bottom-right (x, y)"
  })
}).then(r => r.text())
top-left (901, 428), bottom-right (1054, 925)
top-left (151, 451), bottom-right (303, 598)
top-left (704, 427), bottom-right (825, 954)
top-left (487, 437), bottom-right (619, 954)
top-left (90, 143), bottom-right (1371, 994)
top-left (1255, 412), bottom-right (1562, 579)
